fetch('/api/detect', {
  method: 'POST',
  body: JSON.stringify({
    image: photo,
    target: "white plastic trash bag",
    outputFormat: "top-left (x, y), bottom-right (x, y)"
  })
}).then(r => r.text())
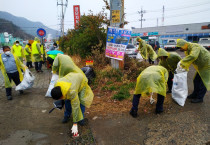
top-left (172, 71), bottom-right (188, 106)
top-left (16, 69), bottom-right (35, 91)
top-left (136, 52), bottom-right (143, 62)
top-left (45, 74), bottom-right (59, 97)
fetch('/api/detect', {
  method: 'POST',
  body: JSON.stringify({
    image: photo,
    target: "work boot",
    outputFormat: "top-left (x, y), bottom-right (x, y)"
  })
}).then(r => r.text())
top-left (39, 70), bottom-right (43, 73)
top-left (155, 110), bottom-right (163, 114)
top-left (187, 94), bottom-right (196, 99)
top-left (130, 109), bottom-right (137, 118)
top-left (191, 99), bottom-right (203, 103)
top-left (7, 95), bottom-right (13, 100)
top-left (62, 116), bottom-right (70, 123)
top-left (19, 90), bottom-right (24, 95)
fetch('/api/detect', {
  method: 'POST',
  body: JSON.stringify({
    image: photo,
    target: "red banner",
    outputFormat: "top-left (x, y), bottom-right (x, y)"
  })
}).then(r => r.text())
top-left (73, 5), bottom-right (80, 29)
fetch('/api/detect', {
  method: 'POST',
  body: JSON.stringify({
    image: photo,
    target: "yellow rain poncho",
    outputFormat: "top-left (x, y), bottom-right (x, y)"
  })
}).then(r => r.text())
top-left (31, 37), bottom-right (42, 62)
top-left (138, 40), bottom-right (157, 61)
top-left (134, 66), bottom-right (168, 97)
top-left (52, 54), bottom-right (87, 81)
top-left (55, 72), bottom-right (94, 122)
top-left (177, 39), bottom-right (210, 90)
top-left (158, 48), bottom-right (181, 73)
top-left (11, 44), bottom-right (24, 62)
top-left (0, 54), bottom-right (26, 88)
top-left (24, 44), bottom-right (32, 62)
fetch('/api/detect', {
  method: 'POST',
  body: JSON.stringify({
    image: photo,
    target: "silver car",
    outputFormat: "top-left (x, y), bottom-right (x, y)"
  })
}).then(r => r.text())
top-left (125, 44), bottom-right (138, 58)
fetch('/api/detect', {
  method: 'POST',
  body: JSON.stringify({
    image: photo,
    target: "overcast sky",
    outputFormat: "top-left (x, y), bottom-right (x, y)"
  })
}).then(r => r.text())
top-left (1, 0), bottom-right (210, 33)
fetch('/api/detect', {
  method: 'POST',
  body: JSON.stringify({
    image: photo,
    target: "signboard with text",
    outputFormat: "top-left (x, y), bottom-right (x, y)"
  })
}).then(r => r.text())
top-left (112, 10), bottom-right (120, 23)
top-left (73, 5), bottom-right (80, 29)
top-left (105, 27), bottom-right (132, 60)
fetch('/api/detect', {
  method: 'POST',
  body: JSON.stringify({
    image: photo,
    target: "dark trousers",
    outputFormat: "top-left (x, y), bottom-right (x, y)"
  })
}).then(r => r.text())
top-left (47, 57), bottom-right (54, 65)
top-left (132, 94), bottom-right (165, 112)
top-left (149, 58), bottom-right (154, 64)
top-left (6, 71), bottom-right (21, 96)
top-left (191, 73), bottom-right (207, 100)
top-left (34, 61), bottom-right (42, 71)
top-left (168, 72), bottom-right (174, 91)
top-left (26, 62), bottom-right (33, 68)
top-left (64, 100), bottom-right (85, 123)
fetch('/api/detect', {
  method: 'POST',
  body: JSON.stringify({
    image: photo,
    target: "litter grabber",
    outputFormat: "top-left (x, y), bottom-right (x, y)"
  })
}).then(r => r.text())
top-left (49, 100), bottom-right (65, 113)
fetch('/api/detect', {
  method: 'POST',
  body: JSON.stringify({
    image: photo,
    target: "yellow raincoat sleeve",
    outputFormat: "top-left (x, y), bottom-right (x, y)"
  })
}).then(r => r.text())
top-left (67, 90), bottom-right (84, 123)
top-left (180, 44), bottom-right (200, 70)
top-left (36, 43), bottom-right (41, 54)
top-left (138, 40), bottom-right (147, 59)
top-left (147, 44), bottom-right (157, 61)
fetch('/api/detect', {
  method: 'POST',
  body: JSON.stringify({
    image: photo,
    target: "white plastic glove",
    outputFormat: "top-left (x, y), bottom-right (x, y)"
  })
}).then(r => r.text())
top-left (176, 61), bottom-right (187, 73)
top-left (71, 124), bottom-right (79, 137)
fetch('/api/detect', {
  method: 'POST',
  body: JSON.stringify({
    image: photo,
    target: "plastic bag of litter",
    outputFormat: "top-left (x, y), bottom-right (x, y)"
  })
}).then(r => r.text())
top-left (172, 71), bottom-right (188, 106)
top-left (136, 52), bottom-right (143, 62)
top-left (45, 73), bottom-right (59, 97)
top-left (16, 69), bottom-right (35, 91)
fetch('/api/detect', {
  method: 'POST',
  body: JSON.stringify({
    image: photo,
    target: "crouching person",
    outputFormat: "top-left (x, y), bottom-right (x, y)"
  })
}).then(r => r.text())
top-left (0, 46), bottom-right (27, 100)
top-left (130, 66), bottom-right (168, 117)
top-left (51, 72), bottom-right (94, 135)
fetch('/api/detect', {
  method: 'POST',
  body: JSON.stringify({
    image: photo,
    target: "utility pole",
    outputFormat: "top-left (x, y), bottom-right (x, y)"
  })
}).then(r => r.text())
top-left (57, 0), bottom-right (68, 36)
top-left (138, 7), bottom-right (146, 28)
top-left (162, 5), bottom-right (164, 26)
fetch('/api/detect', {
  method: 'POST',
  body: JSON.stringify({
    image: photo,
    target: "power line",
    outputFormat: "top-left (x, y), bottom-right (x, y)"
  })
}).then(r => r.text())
top-left (128, 7), bottom-right (210, 23)
top-left (126, 1), bottom-right (210, 15)
top-left (138, 8), bottom-right (146, 28)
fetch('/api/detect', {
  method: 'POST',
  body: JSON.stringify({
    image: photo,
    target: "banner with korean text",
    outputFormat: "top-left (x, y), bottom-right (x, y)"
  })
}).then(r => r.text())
top-left (105, 27), bottom-right (132, 60)
top-left (73, 5), bottom-right (80, 29)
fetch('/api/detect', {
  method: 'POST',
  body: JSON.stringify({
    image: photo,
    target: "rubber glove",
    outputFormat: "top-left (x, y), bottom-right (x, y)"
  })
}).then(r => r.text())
top-left (71, 124), bottom-right (79, 137)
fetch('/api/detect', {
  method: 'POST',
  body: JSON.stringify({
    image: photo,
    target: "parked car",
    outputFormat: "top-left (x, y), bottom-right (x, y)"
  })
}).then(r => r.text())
top-left (164, 39), bottom-right (177, 51)
top-left (125, 44), bottom-right (138, 58)
top-left (148, 39), bottom-right (160, 51)
top-left (198, 38), bottom-right (210, 50)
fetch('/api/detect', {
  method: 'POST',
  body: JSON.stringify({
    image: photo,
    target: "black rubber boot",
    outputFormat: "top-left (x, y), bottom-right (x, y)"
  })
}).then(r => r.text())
top-left (130, 109), bottom-right (137, 118)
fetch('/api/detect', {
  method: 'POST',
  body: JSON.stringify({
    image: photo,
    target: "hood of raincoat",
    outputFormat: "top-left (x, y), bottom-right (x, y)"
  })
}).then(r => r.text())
top-left (55, 81), bottom-right (72, 99)
top-left (158, 48), bottom-right (169, 57)
top-left (34, 37), bottom-right (39, 41)
top-left (177, 39), bottom-right (188, 47)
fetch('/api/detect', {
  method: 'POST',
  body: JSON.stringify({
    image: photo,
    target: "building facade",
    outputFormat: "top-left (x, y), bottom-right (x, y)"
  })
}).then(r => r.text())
top-left (131, 22), bottom-right (210, 44)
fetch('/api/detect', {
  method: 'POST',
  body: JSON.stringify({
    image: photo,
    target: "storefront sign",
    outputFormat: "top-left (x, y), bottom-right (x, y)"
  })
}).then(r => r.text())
top-left (105, 27), bottom-right (132, 60)
top-left (73, 5), bottom-right (80, 29)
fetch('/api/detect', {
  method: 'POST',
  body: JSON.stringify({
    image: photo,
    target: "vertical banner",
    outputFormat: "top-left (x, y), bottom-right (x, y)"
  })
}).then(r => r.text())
top-left (105, 27), bottom-right (132, 60)
top-left (73, 5), bottom-right (80, 29)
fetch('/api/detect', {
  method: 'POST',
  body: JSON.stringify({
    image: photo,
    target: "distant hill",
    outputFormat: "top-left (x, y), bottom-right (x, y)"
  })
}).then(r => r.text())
top-left (0, 18), bottom-right (34, 40)
top-left (0, 11), bottom-right (59, 38)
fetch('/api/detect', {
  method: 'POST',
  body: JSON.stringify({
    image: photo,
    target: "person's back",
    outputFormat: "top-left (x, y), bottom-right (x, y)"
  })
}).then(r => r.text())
top-left (135, 65), bottom-right (168, 97)
top-left (52, 54), bottom-right (86, 79)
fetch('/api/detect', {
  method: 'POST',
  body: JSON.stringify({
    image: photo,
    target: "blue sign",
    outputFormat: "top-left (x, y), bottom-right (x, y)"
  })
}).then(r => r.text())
top-left (37, 28), bottom-right (46, 38)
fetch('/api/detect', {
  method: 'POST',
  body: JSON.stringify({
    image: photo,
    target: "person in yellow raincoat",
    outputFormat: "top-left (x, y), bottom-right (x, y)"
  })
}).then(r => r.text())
top-left (158, 48), bottom-right (181, 93)
top-left (136, 37), bottom-right (157, 64)
top-left (24, 43), bottom-right (33, 68)
top-left (176, 39), bottom-right (210, 103)
top-left (0, 46), bottom-right (27, 100)
top-left (52, 53), bottom-right (88, 123)
top-left (130, 66), bottom-right (168, 117)
top-left (11, 41), bottom-right (24, 62)
top-left (32, 37), bottom-right (43, 72)
top-left (51, 72), bottom-right (94, 135)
